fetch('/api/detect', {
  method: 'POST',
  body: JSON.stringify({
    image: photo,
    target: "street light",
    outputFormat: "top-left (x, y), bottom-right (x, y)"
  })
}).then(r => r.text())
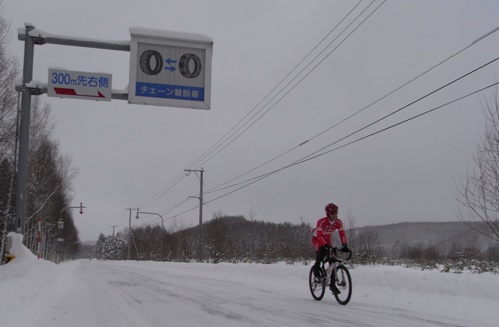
top-left (135, 209), bottom-right (164, 228)
top-left (136, 209), bottom-right (165, 260)
top-left (57, 203), bottom-right (85, 263)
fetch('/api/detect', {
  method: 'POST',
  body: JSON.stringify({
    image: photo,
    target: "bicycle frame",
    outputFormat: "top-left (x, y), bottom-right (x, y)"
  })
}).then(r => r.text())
top-left (309, 247), bottom-right (353, 305)
top-left (322, 247), bottom-right (350, 273)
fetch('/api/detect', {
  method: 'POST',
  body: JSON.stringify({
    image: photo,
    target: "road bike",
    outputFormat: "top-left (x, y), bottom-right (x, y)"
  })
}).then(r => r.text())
top-left (308, 246), bottom-right (352, 305)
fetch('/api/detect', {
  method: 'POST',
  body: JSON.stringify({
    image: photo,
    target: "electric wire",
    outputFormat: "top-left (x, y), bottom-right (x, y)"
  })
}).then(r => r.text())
top-left (145, 80), bottom-right (499, 225)
top-left (293, 82), bottom-right (499, 166)
top-left (205, 27), bottom-right (487, 194)
top-left (294, 55), bottom-right (499, 165)
top-left (184, 0), bottom-right (367, 171)
top-left (201, 81), bottom-right (499, 212)
top-left (133, 1), bottom-right (369, 210)
top-left (158, 197), bottom-right (191, 217)
top-left (135, 5), bottom-right (498, 222)
top-left (134, 0), bottom-right (381, 211)
top-left (133, 171), bottom-right (186, 209)
top-left (145, 6), bottom-right (498, 221)
top-left (151, 44), bottom-right (499, 224)
top-left (190, 0), bottom-right (386, 169)
top-left (159, 70), bottom-right (499, 223)
top-left (204, 55), bottom-right (499, 197)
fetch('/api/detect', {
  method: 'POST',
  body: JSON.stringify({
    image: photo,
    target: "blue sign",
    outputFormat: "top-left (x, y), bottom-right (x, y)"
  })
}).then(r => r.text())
top-left (135, 82), bottom-right (204, 101)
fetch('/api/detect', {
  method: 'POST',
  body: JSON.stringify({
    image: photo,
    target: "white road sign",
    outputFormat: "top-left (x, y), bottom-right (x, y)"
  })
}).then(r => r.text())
top-left (128, 27), bottom-right (213, 110)
top-left (47, 69), bottom-right (112, 101)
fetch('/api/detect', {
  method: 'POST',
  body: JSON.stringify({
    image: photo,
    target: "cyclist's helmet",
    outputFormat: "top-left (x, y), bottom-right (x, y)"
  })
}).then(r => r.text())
top-left (325, 203), bottom-right (338, 215)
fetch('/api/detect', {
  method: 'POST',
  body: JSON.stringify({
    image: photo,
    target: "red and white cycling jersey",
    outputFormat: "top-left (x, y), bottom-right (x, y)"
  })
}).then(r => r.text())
top-left (312, 216), bottom-right (347, 251)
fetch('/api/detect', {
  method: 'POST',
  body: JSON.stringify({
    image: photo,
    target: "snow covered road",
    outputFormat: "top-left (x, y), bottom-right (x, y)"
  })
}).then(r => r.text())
top-left (4, 258), bottom-right (496, 327)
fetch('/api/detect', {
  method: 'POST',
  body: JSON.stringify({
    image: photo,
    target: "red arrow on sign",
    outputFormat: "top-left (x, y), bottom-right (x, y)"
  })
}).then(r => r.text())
top-left (53, 87), bottom-right (106, 98)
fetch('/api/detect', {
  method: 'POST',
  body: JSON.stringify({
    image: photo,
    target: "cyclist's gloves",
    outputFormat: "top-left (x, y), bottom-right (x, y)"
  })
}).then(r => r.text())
top-left (340, 243), bottom-right (349, 253)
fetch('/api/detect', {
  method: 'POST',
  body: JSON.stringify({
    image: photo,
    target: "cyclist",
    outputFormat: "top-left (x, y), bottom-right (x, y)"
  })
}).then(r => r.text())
top-left (312, 203), bottom-right (349, 280)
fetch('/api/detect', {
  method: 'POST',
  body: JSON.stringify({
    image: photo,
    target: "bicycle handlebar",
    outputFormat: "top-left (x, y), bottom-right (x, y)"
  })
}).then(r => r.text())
top-left (343, 249), bottom-right (353, 261)
top-left (326, 246), bottom-right (352, 261)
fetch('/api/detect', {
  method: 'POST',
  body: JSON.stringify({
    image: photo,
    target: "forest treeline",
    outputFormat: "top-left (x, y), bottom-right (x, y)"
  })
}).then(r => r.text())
top-left (94, 215), bottom-right (499, 270)
top-left (97, 216), bottom-right (314, 264)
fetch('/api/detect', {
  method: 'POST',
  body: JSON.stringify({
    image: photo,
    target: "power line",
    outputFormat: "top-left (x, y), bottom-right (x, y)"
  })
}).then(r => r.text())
top-left (202, 81), bottom-right (499, 209)
top-left (148, 6), bottom-right (499, 221)
top-left (201, 53), bottom-right (499, 201)
top-left (159, 80), bottom-right (499, 224)
top-left (133, 172), bottom-right (185, 209)
top-left (134, 1), bottom-right (383, 210)
top-left (150, 62), bottom-right (499, 224)
top-left (136, 5), bottom-right (499, 221)
top-left (189, 0), bottom-right (386, 170)
top-left (294, 55), bottom-right (499, 165)
top-left (184, 0), bottom-right (368, 171)
top-left (294, 82), bottom-right (499, 166)
top-left (205, 31), bottom-right (499, 195)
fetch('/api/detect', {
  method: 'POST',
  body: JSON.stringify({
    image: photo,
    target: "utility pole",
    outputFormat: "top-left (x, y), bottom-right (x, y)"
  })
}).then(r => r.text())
top-left (111, 225), bottom-right (117, 238)
top-left (185, 168), bottom-right (204, 261)
top-left (125, 208), bottom-right (135, 260)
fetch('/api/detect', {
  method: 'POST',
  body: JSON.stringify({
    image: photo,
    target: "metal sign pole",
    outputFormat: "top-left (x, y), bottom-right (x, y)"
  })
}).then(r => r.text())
top-left (15, 25), bottom-right (35, 234)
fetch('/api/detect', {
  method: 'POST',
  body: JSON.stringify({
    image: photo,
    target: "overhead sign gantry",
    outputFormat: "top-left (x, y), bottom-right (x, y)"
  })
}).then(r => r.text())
top-left (15, 25), bottom-right (213, 234)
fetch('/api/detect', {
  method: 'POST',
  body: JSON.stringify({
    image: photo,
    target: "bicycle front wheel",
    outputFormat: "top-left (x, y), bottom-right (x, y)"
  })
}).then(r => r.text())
top-left (309, 266), bottom-right (326, 301)
top-left (331, 265), bottom-right (352, 305)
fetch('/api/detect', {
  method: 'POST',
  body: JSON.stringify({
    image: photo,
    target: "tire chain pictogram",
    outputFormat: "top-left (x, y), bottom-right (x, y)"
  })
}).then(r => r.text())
top-left (139, 50), bottom-right (202, 79)
top-left (140, 50), bottom-right (163, 75)
top-left (178, 53), bottom-right (202, 79)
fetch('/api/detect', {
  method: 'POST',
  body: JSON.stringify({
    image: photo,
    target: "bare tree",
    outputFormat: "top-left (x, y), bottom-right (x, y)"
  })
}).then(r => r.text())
top-left (0, 1), bottom-right (19, 263)
top-left (344, 209), bottom-right (357, 240)
top-left (205, 212), bottom-right (228, 262)
top-left (457, 91), bottom-right (499, 243)
top-left (354, 228), bottom-right (380, 263)
top-left (0, 1), bottom-right (19, 157)
top-left (22, 98), bottom-right (78, 258)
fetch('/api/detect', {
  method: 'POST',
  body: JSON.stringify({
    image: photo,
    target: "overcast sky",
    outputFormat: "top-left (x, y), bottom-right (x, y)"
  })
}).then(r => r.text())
top-left (4, 0), bottom-right (499, 241)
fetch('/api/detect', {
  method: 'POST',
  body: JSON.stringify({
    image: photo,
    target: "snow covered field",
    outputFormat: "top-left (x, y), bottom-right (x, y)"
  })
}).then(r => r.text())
top-left (1, 233), bottom-right (498, 327)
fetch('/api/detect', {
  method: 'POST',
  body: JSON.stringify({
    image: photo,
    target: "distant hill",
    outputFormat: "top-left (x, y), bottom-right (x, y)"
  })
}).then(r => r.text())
top-left (349, 221), bottom-right (496, 255)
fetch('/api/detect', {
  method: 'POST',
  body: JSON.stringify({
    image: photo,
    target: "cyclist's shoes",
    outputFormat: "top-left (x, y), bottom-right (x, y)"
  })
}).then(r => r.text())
top-left (330, 283), bottom-right (341, 294)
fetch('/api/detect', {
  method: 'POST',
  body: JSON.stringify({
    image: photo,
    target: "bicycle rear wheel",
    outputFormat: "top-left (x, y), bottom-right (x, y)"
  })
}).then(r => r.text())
top-left (309, 266), bottom-right (326, 301)
top-left (331, 265), bottom-right (352, 305)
